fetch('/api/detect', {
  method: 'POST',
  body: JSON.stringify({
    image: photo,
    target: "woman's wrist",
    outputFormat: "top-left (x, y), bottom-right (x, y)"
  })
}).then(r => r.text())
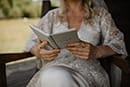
top-left (95, 45), bottom-right (116, 59)
top-left (30, 45), bottom-right (41, 58)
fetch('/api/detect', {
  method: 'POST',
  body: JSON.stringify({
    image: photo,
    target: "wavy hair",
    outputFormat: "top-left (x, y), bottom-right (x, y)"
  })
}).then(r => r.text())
top-left (59, 0), bottom-right (95, 23)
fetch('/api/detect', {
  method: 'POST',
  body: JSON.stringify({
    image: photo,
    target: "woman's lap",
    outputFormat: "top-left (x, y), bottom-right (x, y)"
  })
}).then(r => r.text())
top-left (27, 65), bottom-right (90, 87)
top-left (27, 65), bottom-right (110, 87)
top-left (39, 66), bottom-right (90, 87)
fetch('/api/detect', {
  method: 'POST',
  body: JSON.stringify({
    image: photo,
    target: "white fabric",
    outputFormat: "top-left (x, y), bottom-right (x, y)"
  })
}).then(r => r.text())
top-left (25, 7), bottom-right (127, 87)
top-left (24, 0), bottom-right (127, 86)
top-left (111, 64), bottom-right (122, 87)
top-left (35, 66), bottom-right (90, 87)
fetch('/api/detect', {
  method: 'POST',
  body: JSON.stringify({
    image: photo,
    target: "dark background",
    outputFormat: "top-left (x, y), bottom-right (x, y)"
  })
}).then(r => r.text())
top-left (104, 0), bottom-right (130, 54)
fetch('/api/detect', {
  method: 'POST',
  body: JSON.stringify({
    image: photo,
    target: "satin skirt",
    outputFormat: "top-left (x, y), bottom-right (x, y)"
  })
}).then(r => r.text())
top-left (27, 66), bottom-right (94, 87)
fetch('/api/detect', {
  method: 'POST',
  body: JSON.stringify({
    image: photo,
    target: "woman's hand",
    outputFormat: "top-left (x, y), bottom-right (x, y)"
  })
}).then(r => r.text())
top-left (66, 41), bottom-right (98, 60)
top-left (31, 41), bottom-right (60, 61)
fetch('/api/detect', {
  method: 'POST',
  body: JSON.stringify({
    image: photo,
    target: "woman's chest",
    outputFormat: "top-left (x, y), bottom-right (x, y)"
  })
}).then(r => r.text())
top-left (67, 10), bottom-right (84, 30)
top-left (78, 23), bottom-right (101, 45)
top-left (52, 19), bottom-right (101, 45)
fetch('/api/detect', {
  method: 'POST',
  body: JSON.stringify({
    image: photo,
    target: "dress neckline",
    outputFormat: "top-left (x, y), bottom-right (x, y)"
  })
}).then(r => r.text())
top-left (62, 20), bottom-right (84, 32)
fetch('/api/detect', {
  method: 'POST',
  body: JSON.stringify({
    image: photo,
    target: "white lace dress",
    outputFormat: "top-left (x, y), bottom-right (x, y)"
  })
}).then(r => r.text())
top-left (24, 8), bottom-right (127, 87)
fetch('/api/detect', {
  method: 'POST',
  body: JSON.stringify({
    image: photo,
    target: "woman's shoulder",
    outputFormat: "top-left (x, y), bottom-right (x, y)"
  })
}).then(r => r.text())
top-left (46, 8), bottom-right (60, 16)
top-left (93, 7), bottom-right (110, 17)
top-left (40, 8), bottom-right (60, 22)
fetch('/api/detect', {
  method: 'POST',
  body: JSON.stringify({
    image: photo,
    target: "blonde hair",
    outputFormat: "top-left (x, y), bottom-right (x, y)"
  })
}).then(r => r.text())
top-left (59, 0), bottom-right (94, 23)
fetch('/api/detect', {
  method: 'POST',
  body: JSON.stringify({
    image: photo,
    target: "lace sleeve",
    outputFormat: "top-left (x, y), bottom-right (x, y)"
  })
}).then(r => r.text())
top-left (92, 0), bottom-right (108, 9)
top-left (24, 10), bottom-right (54, 52)
top-left (100, 8), bottom-right (128, 58)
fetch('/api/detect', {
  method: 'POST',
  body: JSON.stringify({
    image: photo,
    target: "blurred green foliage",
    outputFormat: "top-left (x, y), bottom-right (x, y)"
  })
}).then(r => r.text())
top-left (0, 0), bottom-right (41, 18)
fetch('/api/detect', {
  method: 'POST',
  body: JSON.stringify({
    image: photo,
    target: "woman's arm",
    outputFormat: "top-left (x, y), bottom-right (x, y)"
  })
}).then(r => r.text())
top-left (24, 10), bottom-right (60, 60)
top-left (100, 8), bottom-right (127, 58)
top-left (67, 8), bottom-right (127, 60)
top-left (66, 42), bottom-right (115, 60)
top-left (95, 45), bottom-right (116, 58)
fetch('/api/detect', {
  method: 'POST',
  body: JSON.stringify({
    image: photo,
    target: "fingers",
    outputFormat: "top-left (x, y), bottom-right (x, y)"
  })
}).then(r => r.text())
top-left (36, 40), bottom-right (60, 61)
top-left (67, 47), bottom-right (90, 59)
top-left (41, 53), bottom-right (58, 59)
top-left (74, 55), bottom-right (89, 60)
top-left (40, 49), bottom-right (60, 55)
top-left (42, 53), bottom-right (58, 58)
top-left (40, 53), bottom-right (59, 61)
top-left (67, 41), bottom-right (90, 47)
top-left (66, 41), bottom-right (91, 53)
top-left (39, 49), bottom-right (60, 61)
top-left (67, 47), bottom-right (90, 52)
top-left (66, 41), bottom-right (93, 60)
top-left (70, 50), bottom-right (89, 56)
top-left (38, 41), bottom-right (48, 49)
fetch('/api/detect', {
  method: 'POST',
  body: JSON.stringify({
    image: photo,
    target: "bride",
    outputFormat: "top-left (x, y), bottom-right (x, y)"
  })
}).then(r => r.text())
top-left (24, 0), bottom-right (127, 87)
